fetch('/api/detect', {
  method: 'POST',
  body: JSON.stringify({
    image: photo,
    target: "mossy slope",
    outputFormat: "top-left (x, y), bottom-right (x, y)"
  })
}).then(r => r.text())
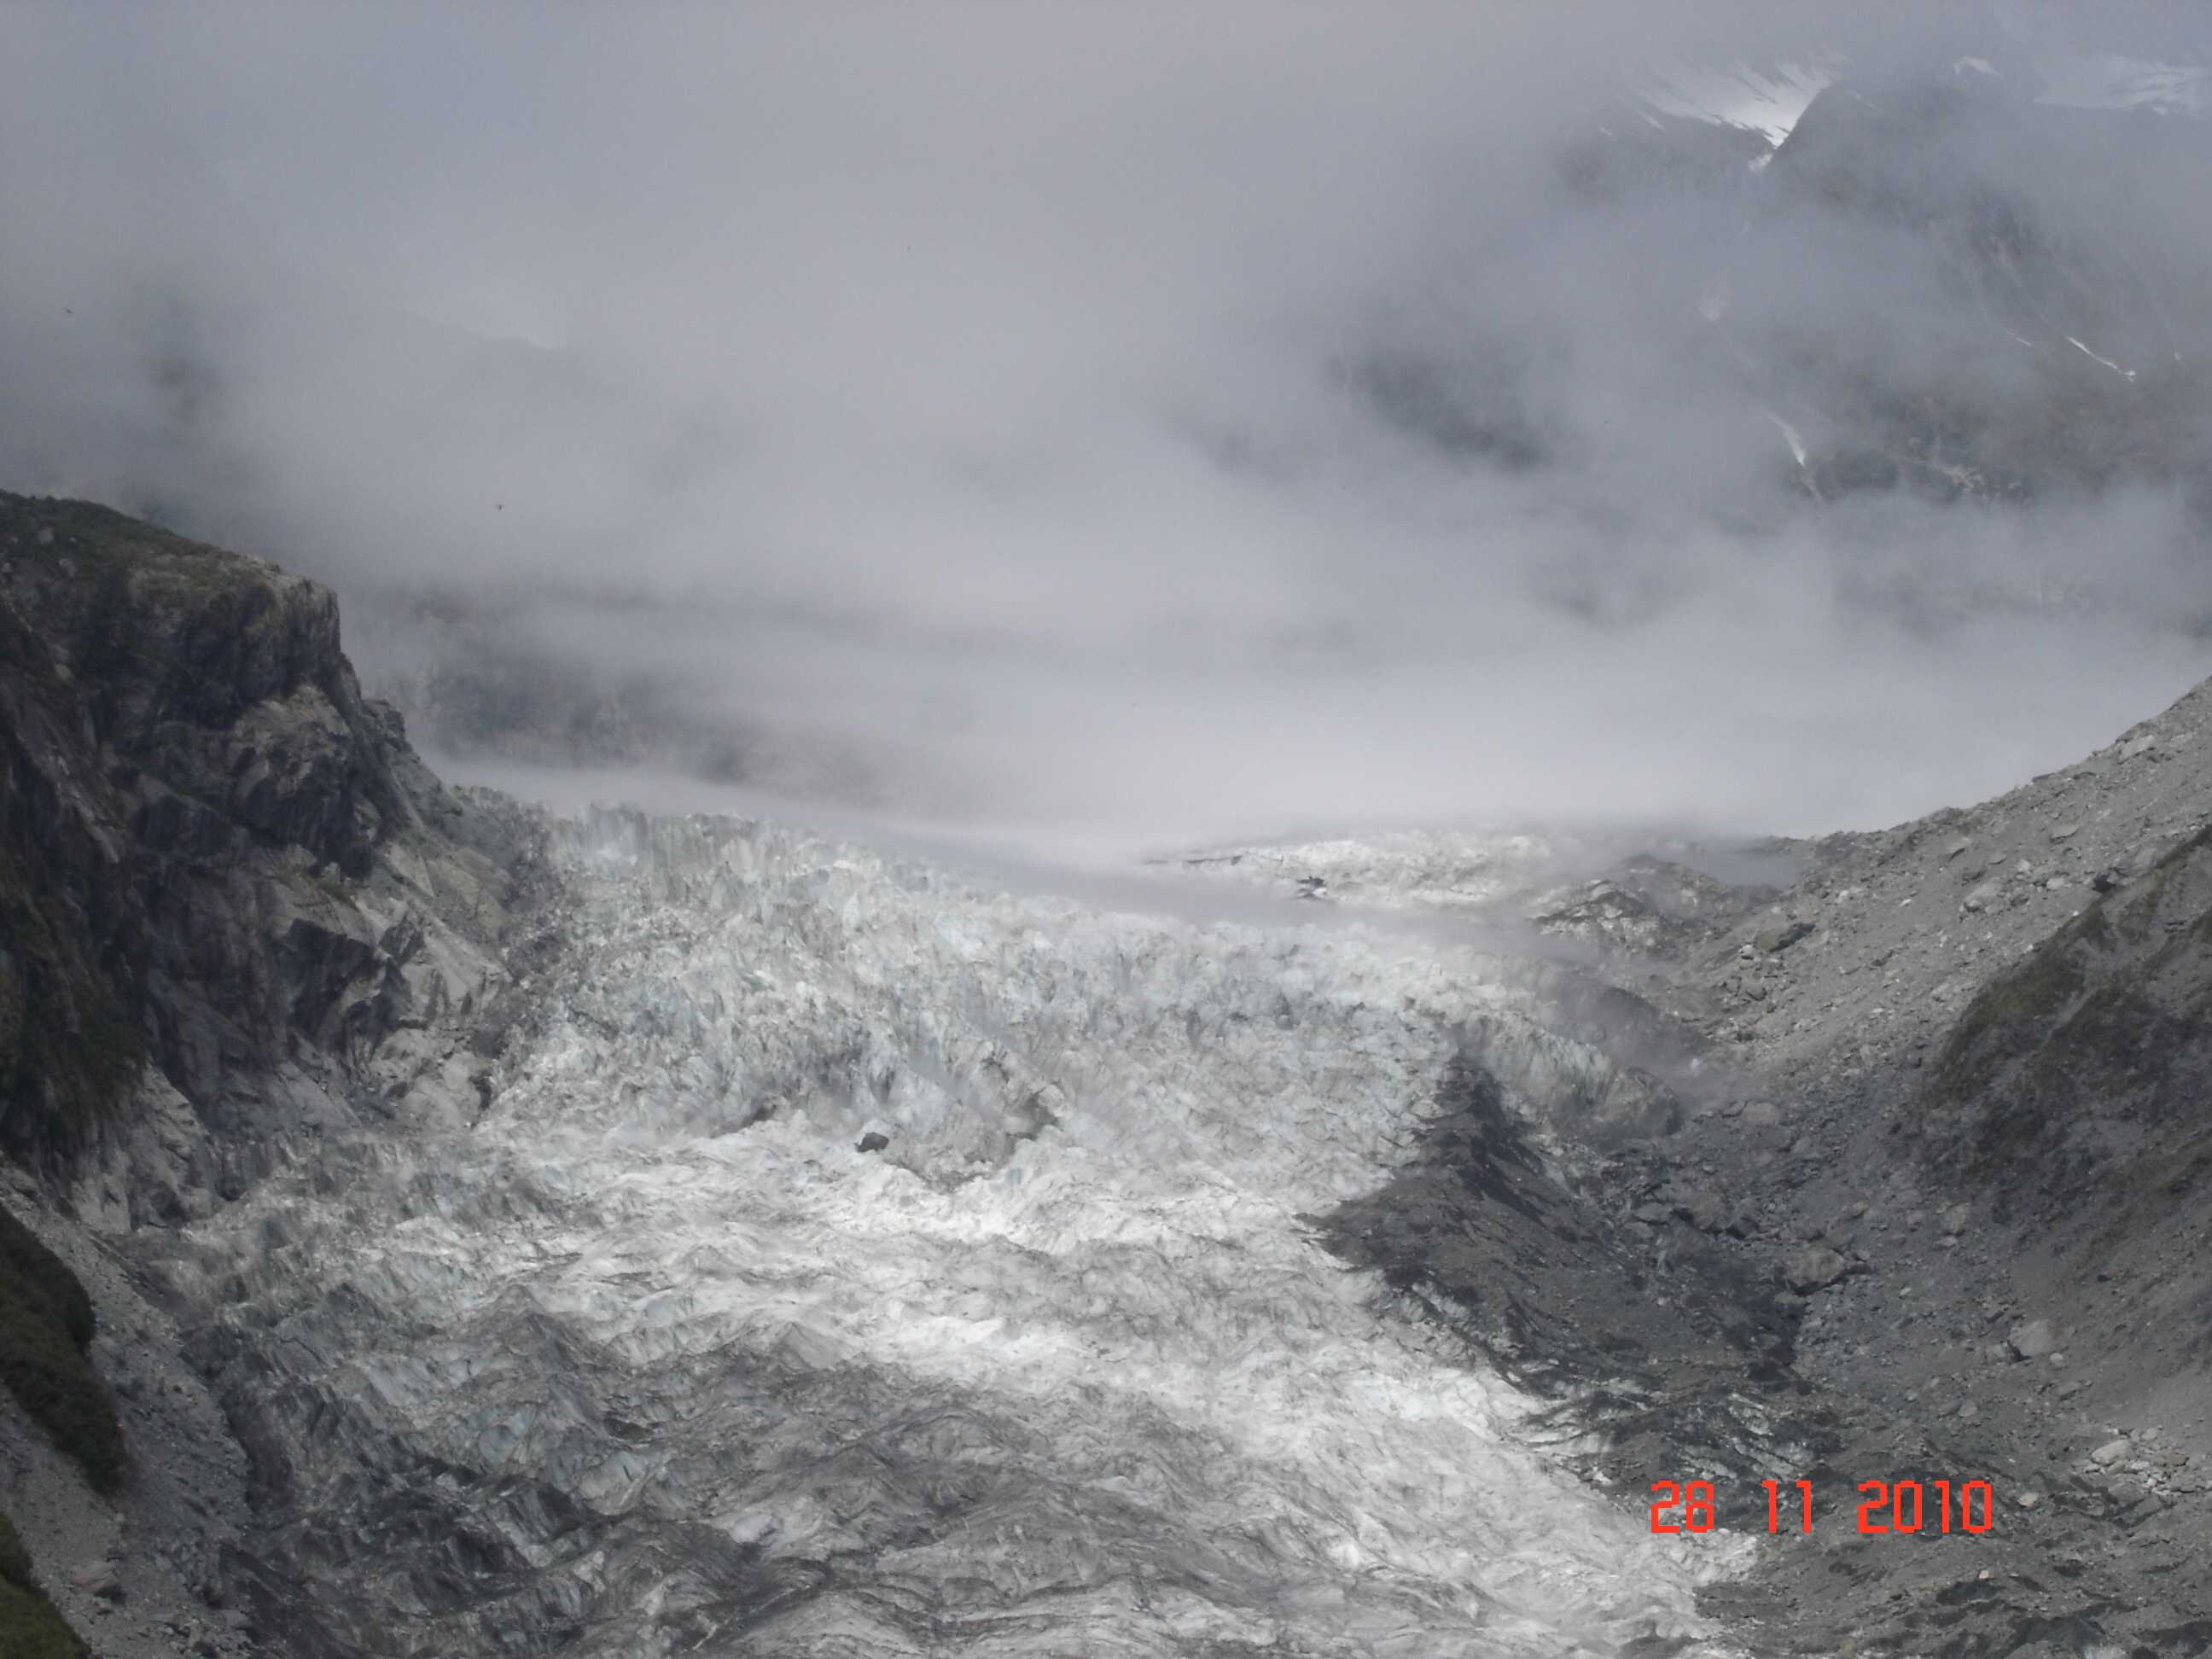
top-left (0, 1513), bottom-right (89, 1658)
top-left (0, 1207), bottom-right (122, 1493)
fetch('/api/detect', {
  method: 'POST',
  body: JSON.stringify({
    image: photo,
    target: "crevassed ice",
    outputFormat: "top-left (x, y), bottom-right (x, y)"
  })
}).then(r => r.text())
top-left (1169, 828), bottom-right (1563, 914)
top-left (217, 809), bottom-right (1754, 1656)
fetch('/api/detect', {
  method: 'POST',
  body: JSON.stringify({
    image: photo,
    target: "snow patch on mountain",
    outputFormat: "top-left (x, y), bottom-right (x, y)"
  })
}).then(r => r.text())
top-left (1169, 830), bottom-right (1567, 916)
top-left (1642, 56), bottom-right (1838, 143)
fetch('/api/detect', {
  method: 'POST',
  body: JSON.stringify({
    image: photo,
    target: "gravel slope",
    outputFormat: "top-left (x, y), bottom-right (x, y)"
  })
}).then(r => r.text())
top-left (1173, 673), bottom-right (2212, 1653)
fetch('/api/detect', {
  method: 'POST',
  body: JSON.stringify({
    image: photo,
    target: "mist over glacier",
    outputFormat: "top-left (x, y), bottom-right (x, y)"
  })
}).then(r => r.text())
top-left (4, 3), bottom-right (2212, 852)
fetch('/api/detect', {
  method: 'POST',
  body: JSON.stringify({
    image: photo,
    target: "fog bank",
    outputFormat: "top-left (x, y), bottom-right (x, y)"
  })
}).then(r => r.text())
top-left (4, 3), bottom-right (2210, 853)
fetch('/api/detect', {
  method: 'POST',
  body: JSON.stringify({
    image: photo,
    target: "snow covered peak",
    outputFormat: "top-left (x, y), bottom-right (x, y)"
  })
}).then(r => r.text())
top-left (1639, 22), bottom-right (2209, 149)
top-left (1641, 55), bottom-right (1839, 145)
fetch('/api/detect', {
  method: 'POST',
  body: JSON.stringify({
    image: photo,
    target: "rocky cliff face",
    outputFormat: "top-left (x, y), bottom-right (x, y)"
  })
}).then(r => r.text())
top-left (0, 492), bottom-right (550, 1223)
top-left (0, 492), bottom-right (557, 1656)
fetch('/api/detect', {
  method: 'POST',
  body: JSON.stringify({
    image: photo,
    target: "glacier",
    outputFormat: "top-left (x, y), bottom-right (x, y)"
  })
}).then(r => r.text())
top-left (185, 808), bottom-right (1756, 1656)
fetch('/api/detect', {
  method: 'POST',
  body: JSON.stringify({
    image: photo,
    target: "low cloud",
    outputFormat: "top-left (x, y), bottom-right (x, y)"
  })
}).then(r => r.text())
top-left (3, 3), bottom-right (2209, 857)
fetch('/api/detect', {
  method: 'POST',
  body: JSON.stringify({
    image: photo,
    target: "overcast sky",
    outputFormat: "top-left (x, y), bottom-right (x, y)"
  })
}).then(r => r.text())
top-left (4, 3), bottom-right (2210, 857)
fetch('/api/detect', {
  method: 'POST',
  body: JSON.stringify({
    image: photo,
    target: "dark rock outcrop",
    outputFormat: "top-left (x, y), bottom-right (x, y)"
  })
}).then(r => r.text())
top-left (0, 636), bottom-right (146, 1180)
top-left (0, 493), bottom-right (562, 1659)
top-left (0, 492), bottom-right (550, 1220)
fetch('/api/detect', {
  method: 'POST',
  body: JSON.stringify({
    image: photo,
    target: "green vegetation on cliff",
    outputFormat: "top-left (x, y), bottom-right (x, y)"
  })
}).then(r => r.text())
top-left (0, 544), bottom-right (148, 1174)
top-left (0, 1511), bottom-right (90, 1659)
top-left (0, 1207), bottom-right (123, 1493)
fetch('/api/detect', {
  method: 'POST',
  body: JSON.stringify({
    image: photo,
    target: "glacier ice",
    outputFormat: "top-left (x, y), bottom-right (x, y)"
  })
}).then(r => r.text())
top-left (195, 808), bottom-right (1755, 1656)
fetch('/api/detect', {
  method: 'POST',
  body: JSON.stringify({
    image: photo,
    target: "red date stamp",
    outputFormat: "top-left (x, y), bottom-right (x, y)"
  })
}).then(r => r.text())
top-left (1651, 1478), bottom-right (1996, 1534)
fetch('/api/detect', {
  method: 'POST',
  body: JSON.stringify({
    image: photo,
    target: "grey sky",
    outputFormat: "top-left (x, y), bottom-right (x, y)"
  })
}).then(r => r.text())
top-left (4, 3), bottom-right (2209, 853)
